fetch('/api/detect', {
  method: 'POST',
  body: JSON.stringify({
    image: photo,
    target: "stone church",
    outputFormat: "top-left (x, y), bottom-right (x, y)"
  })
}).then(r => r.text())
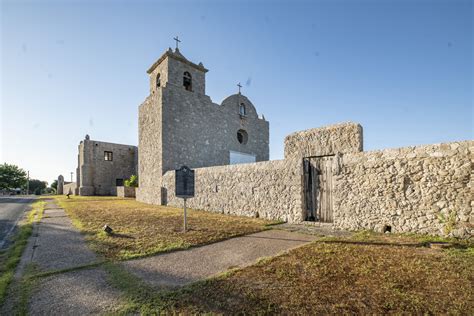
top-left (60, 44), bottom-right (472, 238)
top-left (61, 46), bottom-right (269, 200)
top-left (136, 47), bottom-right (269, 204)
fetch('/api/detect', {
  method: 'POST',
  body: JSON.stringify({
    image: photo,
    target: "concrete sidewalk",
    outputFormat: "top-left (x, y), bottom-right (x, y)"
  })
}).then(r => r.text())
top-left (23, 201), bottom-right (97, 271)
top-left (123, 229), bottom-right (318, 288)
top-left (5, 199), bottom-right (322, 315)
top-left (19, 199), bottom-right (122, 315)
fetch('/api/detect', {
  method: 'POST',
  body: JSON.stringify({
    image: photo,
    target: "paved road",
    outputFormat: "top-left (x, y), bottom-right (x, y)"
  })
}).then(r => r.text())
top-left (0, 195), bottom-right (36, 249)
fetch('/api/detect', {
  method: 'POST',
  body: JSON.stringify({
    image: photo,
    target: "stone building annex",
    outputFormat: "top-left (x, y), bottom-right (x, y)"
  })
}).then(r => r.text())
top-left (59, 45), bottom-right (472, 239)
top-left (58, 136), bottom-right (137, 196)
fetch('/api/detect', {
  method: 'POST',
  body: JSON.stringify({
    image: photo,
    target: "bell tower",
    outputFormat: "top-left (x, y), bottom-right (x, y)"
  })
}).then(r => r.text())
top-left (147, 47), bottom-right (208, 95)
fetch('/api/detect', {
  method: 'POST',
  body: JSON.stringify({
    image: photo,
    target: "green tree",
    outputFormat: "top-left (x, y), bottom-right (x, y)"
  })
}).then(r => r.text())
top-left (44, 187), bottom-right (55, 194)
top-left (28, 179), bottom-right (47, 195)
top-left (50, 179), bottom-right (58, 192)
top-left (124, 175), bottom-right (138, 187)
top-left (0, 163), bottom-right (27, 190)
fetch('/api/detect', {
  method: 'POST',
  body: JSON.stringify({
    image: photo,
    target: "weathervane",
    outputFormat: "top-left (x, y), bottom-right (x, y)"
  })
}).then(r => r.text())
top-left (173, 36), bottom-right (181, 49)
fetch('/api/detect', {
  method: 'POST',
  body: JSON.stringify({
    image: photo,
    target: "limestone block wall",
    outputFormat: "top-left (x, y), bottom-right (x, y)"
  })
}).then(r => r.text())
top-left (148, 48), bottom-right (207, 96)
top-left (136, 93), bottom-right (163, 204)
top-left (333, 141), bottom-right (473, 238)
top-left (137, 48), bottom-right (269, 206)
top-left (57, 175), bottom-right (64, 195)
top-left (161, 159), bottom-right (305, 223)
top-left (165, 53), bottom-right (207, 95)
top-left (117, 186), bottom-right (136, 198)
top-left (161, 88), bottom-right (269, 174)
top-left (63, 182), bottom-right (77, 195)
top-left (148, 53), bottom-right (169, 94)
top-left (284, 122), bottom-right (363, 158)
top-left (78, 138), bottom-right (137, 196)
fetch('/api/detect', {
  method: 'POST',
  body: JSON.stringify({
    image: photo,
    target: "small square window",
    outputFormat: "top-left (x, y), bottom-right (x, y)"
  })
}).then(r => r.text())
top-left (104, 151), bottom-right (113, 161)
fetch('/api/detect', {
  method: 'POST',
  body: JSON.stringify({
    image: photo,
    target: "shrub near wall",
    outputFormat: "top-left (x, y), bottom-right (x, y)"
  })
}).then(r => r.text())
top-left (333, 141), bottom-right (472, 238)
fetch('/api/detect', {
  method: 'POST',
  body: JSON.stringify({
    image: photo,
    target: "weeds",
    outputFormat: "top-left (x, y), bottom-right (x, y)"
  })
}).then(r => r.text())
top-left (438, 210), bottom-right (458, 235)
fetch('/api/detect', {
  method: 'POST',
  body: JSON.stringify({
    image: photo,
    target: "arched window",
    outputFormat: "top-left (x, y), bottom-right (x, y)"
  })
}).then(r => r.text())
top-left (239, 103), bottom-right (246, 116)
top-left (183, 72), bottom-right (192, 91)
top-left (156, 73), bottom-right (161, 88)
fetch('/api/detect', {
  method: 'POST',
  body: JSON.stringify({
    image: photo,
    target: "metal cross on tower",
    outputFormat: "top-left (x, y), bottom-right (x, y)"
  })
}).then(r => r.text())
top-left (237, 82), bottom-right (242, 94)
top-left (173, 36), bottom-right (181, 49)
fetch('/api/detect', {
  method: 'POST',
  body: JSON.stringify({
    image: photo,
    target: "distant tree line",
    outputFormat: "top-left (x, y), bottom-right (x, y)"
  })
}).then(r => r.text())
top-left (0, 163), bottom-right (27, 190)
top-left (0, 163), bottom-right (54, 195)
top-left (28, 179), bottom-right (48, 195)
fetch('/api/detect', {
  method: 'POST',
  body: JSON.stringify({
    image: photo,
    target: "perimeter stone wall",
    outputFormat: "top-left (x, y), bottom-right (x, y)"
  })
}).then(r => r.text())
top-left (63, 182), bottom-right (77, 195)
top-left (158, 124), bottom-right (472, 238)
top-left (117, 186), bottom-right (136, 198)
top-left (284, 122), bottom-right (363, 158)
top-left (333, 141), bottom-right (473, 238)
top-left (161, 158), bottom-right (305, 223)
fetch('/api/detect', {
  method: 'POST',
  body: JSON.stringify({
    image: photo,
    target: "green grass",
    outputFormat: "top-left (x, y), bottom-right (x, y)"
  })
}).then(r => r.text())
top-left (0, 200), bottom-right (45, 305)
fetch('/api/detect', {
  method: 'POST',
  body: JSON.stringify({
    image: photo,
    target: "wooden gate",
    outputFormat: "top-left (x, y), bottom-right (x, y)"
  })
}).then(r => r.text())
top-left (303, 156), bottom-right (334, 223)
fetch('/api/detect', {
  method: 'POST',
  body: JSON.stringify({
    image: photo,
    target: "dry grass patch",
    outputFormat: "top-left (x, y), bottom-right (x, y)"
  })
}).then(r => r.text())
top-left (55, 196), bottom-right (278, 260)
top-left (158, 233), bottom-right (473, 314)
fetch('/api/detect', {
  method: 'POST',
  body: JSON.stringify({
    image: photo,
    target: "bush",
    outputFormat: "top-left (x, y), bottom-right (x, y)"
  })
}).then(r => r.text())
top-left (124, 175), bottom-right (138, 188)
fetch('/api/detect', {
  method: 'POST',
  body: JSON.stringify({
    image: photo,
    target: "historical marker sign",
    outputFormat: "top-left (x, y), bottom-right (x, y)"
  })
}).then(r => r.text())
top-left (175, 165), bottom-right (195, 198)
top-left (175, 165), bottom-right (195, 232)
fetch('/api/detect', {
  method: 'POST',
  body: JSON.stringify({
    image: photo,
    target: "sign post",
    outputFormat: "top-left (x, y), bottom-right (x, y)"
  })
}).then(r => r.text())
top-left (175, 166), bottom-right (195, 233)
top-left (183, 198), bottom-right (187, 232)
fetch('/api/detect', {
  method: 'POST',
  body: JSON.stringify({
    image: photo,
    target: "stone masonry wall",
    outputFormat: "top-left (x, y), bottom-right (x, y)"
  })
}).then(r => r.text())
top-left (136, 92), bottom-right (163, 204)
top-left (284, 122), bottom-right (363, 158)
top-left (161, 88), bottom-right (269, 174)
top-left (57, 175), bottom-right (64, 195)
top-left (333, 141), bottom-right (473, 238)
top-left (162, 159), bottom-right (305, 223)
top-left (78, 138), bottom-right (137, 196)
top-left (63, 182), bottom-right (76, 195)
top-left (137, 48), bottom-right (269, 205)
top-left (117, 186), bottom-right (136, 198)
top-left (148, 48), bottom-right (207, 96)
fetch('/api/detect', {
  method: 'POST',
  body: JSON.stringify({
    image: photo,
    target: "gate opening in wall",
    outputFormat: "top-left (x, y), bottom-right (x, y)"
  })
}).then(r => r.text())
top-left (303, 156), bottom-right (334, 223)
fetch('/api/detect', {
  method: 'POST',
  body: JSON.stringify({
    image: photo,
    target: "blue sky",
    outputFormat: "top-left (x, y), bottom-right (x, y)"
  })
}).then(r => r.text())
top-left (1, 0), bottom-right (472, 184)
